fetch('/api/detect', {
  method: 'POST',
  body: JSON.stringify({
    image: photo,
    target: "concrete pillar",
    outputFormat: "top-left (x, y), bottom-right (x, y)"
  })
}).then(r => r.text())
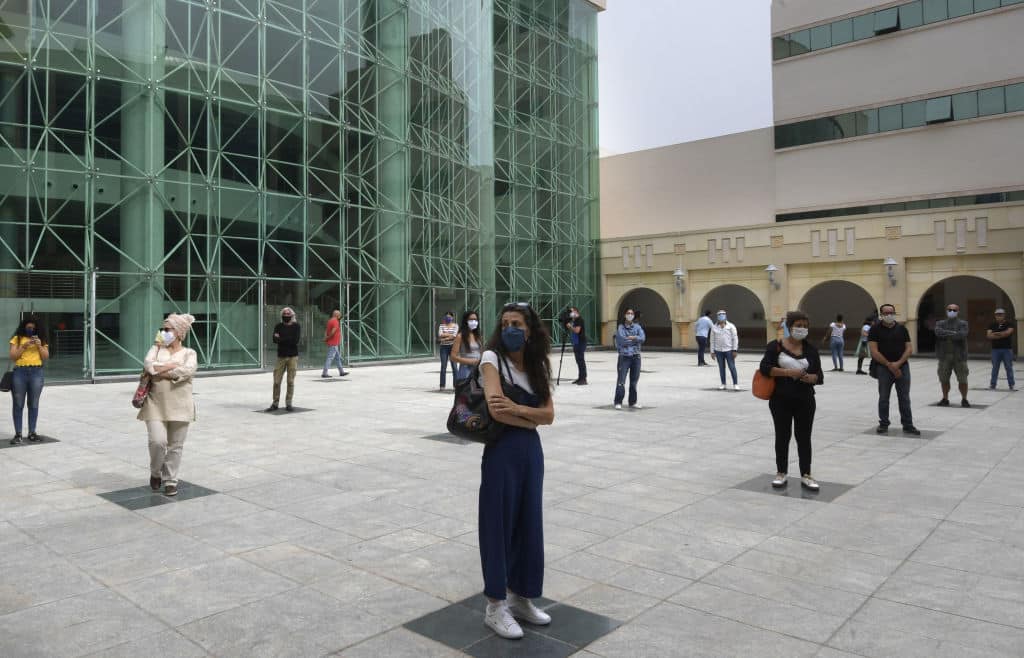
top-left (376, 0), bottom-right (408, 357)
top-left (119, 0), bottom-right (165, 364)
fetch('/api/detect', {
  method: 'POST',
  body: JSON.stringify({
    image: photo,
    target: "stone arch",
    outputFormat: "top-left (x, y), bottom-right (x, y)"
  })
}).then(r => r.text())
top-left (615, 287), bottom-right (673, 348)
top-left (916, 275), bottom-right (1017, 354)
top-left (697, 284), bottom-right (767, 347)
top-left (798, 280), bottom-right (878, 347)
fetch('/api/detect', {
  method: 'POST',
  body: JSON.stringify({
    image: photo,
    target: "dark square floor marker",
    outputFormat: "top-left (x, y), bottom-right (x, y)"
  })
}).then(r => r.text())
top-left (422, 432), bottom-right (473, 446)
top-left (733, 474), bottom-right (855, 503)
top-left (98, 480), bottom-right (219, 511)
top-left (861, 427), bottom-right (943, 440)
top-left (592, 405), bottom-right (655, 411)
top-left (927, 402), bottom-right (989, 409)
top-left (253, 406), bottom-right (315, 415)
top-left (405, 595), bottom-right (620, 656)
top-left (700, 387), bottom-right (744, 392)
top-left (0, 434), bottom-right (59, 449)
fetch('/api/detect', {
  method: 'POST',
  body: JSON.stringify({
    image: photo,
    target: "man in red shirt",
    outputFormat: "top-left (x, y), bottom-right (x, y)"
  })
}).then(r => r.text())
top-left (321, 309), bottom-right (348, 378)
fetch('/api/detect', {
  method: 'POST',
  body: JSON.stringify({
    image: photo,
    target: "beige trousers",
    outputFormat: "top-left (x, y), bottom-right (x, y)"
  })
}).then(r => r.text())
top-left (146, 420), bottom-right (190, 486)
top-left (272, 356), bottom-right (298, 405)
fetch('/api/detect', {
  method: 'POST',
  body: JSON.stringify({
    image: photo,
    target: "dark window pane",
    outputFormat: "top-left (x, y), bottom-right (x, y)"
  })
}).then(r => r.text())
top-left (906, 200), bottom-right (930, 210)
top-left (923, 0), bottom-right (948, 22)
top-left (902, 100), bottom-right (926, 128)
top-left (833, 113), bottom-right (856, 138)
top-left (929, 198), bottom-right (955, 208)
top-left (1001, 0), bottom-right (1024, 6)
top-left (1007, 191), bottom-right (1024, 201)
top-left (1005, 82), bottom-right (1024, 112)
top-left (978, 87), bottom-right (1005, 115)
top-left (855, 108), bottom-right (879, 134)
top-left (874, 8), bottom-right (900, 33)
top-left (773, 36), bottom-right (790, 60)
top-left (879, 104), bottom-right (902, 131)
top-left (880, 203), bottom-right (906, 213)
top-left (949, 0), bottom-right (974, 16)
top-left (831, 18), bottom-right (853, 44)
top-left (789, 29), bottom-right (810, 55)
top-left (774, 124), bottom-right (797, 149)
top-left (974, 0), bottom-right (999, 9)
top-left (853, 14), bottom-right (875, 39)
top-left (952, 91), bottom-right (978, 119)
top-left (925, 96), bottom-right (953, 123)
top-left (810, 24), bottom-right (831, 49)
top-left (900, 2), bottom-right (924, 28)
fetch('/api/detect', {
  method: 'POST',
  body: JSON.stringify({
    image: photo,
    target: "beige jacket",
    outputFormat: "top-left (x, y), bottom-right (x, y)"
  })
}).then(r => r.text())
top-left (137, 346), bottom-right (197, 422)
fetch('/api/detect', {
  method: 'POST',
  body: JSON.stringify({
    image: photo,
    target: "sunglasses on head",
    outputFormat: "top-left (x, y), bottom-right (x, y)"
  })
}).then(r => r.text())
top-left (502, 302), bottom-right (530, 311)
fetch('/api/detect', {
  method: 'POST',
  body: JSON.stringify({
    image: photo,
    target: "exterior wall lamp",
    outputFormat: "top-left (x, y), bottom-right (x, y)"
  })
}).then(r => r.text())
top-left (884, 257), bottom-right (898, 287)
top-left (673, 266), bottom-right (686, 293)
top-left (765, 264), bottom-right (780, 290)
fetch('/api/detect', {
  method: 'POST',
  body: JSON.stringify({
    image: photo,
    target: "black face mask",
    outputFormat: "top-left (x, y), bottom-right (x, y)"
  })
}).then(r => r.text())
top-left (281, 316), bottom-right (291, 323)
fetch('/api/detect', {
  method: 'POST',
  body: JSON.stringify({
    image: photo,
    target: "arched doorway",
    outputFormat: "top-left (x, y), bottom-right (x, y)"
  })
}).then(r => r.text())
top-left (698, 285), bottom-right (766, 346)
top-left (617, 288), bottom-right (672, 348)
top-left (917, 276), bottom-right (1016, 354)
top-left (798, 281), bottom-right (877, 348)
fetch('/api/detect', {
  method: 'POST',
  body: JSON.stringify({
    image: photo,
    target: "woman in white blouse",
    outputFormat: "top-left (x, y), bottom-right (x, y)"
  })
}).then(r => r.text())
top-left (138, 313), bottom-right (198, 496)
top-left (710, 309), bottom-right (740, 390)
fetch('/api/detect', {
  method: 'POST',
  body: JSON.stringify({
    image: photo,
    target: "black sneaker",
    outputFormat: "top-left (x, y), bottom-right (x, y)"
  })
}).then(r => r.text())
top-left (321, 373), bottom-right (331, 378)
top-left (10, 434), bottom-right (23, 445)
top-left (27, 432), bottom-right (42, 442)
top-left (285, 404), bottom-right (294, 412)
top-left (902, 426), bottom-right (921, 436)
top-left (856, 370), bottom-right (867, 375)
top-left (576, 379), bottom-right (588, 386)
top-left (339, 371), bottom-right (349, 377)
top-left (266, 404), bottom-right (279, 412)
top-left (150, 476), bottom-right (161, 491)
top-left (876, 425), bottom-right (889, 434)
top-left (961, 399), bottom-right (971, 408)
top-left (937, 399), bottom-right (949, 407)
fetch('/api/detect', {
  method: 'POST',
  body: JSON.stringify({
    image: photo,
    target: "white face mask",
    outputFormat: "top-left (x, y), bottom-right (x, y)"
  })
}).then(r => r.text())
top-left (467, 320), bottom-right (478, 330)
top-left (570, 312), bottom-right (578, 318)
top-left (624, 314), bottom-right (634, 322)
top-left (882, 314), bottom-right (896, 324)
top-left (791, 327), bottom-right (809, 340)
top-left (160, 330), bottom-right (176, 345)
top-left (946, 310), bottom-right (958, 319)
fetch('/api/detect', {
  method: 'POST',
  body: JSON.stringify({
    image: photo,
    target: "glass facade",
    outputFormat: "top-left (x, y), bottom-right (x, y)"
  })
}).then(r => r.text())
top-left (775, 82), bottom-right (1024, 149)
top-left (776, 189), bottom-right (1024, 222)
top-left (0, 0), bottom-right (599, 379)
top-left (773, 0), bottom-right (1023, 61)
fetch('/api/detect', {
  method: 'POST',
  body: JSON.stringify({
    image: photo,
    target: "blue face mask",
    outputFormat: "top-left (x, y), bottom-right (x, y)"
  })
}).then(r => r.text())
top-left (500, 326), bottom-right (526, 352)
top-left (717, 314), bottom-right (727, 322)
top-left (25, 328), bottom-right (35, 336)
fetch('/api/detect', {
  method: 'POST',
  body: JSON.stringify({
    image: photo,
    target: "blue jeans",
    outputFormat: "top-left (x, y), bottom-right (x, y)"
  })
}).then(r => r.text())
top-left (877, 362), bottom-right (913, 427)
top-left (715, 351), bottom-right (737, 385)
top-left (322, 345), bottom-right (344, 375)
top-left (11, 366), bottom-right (44, 435)
top-left (990, 348), bottom-right (1015, 388)
top-left (830, 338), bottom-right (844, 370)
top-left (696, 335), bottom-right (708, 365)
top-left (439, 344), bottom-right (456, 388)
top-left (614, 354), bottom-right (641, 406)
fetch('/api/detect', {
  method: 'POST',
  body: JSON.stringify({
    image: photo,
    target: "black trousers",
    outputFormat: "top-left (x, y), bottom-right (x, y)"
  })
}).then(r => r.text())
top-left (769, 394), bottom-right (815, 476)
top-left (572, 340), bottom-right (587, 380)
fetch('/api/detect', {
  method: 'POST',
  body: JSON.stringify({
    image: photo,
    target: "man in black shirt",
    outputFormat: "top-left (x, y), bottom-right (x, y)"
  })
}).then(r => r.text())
top-left (867, 304), bottom-right (919, 435)
top-left (268, 306), bottom-right (301, 411)
top-left (565, 307), bottom-right (587, 385)
top-left (986, 308), bottom-right (1016, 390)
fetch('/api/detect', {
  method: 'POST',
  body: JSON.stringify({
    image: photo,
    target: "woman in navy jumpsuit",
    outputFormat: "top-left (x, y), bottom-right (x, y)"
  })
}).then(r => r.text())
top-left (477, 302), bottom-right (555, 640)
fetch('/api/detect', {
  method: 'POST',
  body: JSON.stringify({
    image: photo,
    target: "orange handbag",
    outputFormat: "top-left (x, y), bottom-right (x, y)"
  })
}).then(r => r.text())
top-left (751, 370), bottom-right (775, 400)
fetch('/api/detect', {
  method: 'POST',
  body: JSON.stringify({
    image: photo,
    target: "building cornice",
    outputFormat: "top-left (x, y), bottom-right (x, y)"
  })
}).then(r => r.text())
top-left (584, 0), bottom-right (607, 11)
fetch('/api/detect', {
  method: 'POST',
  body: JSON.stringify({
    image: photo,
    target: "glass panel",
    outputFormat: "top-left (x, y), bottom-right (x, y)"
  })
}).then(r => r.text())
top-left (789, 30), bottom-right (811, 55)
top-left (855, 108), bottom-right (879, 135)
top-left (952, 91), bottom-right (978, 119)
top-left (879, 104), bottom-right (903, 131)
top-left (831, 18), bottom-right (853, 45)
top-left (925, 96), bottom-right (953, 123)
top-left (978, 86), bottom-right (1005, 115)
top-left (1001, 0), bottom-right (1024, 6)
top-left (874, 8), bottom-right (900, 33)
top-left (900, 2), bottom-right (925, 28)
top-left (810, 24), bottom-right (831, 50)
top-left (1005, 83), bottom-right (1024, 112)
top-left (949, 0), bottom-right (974, 16)
top-left (902, 100), bottom-right (927, 128)
top-left (833, 113), bottom-right (856, 139)
top-left (923, 0), bottom-right (949, 23)
top-left (772, 36), bottom-right (791, 60)
top-left (853, 14), bottom-right (875, 40)
top-left (974, 0), bottom-right (1000, 9)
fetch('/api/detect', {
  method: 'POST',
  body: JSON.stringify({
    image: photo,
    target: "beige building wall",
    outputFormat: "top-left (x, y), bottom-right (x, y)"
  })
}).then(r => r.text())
top-left (773, 6), bottom-right (1024, 122)
top-left (599, 129), bottom-right (776, 239)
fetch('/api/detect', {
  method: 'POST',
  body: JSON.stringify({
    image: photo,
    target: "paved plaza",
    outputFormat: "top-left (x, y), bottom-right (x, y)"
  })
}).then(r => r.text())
top-left (2, 350), bottom-right (1023, 657)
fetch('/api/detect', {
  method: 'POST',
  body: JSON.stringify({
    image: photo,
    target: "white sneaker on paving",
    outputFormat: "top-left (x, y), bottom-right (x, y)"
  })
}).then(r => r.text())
top-left (485, 601), bottom-right (524, 639)
top-left (507, 593), bottom-right (551, 626)
top-left (614, 404), bottom-right (622, 409)
top-left (631, 403), bottom-right (642, 409)
top-left (801, 475), bottom-right (819, 491)
top-left (733, 384), bottom-right (740, 391)
top-left (719, 384), bottom-right (726, 390)
top-left (771, 473), bottom-right (787, 488)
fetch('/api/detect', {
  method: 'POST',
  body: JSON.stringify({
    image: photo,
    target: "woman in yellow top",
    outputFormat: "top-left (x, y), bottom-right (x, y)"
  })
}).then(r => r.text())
top-left (9, 317), bottom-right (49, 445)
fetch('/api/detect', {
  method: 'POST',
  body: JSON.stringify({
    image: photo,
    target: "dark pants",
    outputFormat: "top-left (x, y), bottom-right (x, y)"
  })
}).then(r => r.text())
top-left (479, 427), bottom-right (544, 600)
top-left (696, 335), bottom-right (708, 365)
top-left (716, 350), bottom-right (738, 385)
top-left (614, 354), bottom-right (641, 406)
top-left (769, 394), bottom-right (815, 475)
top-left (439, 344), bottom-right (455, 388)
top-left (11, 366), bottom-right (44, 435)
top-left (572, 340), bottom-right (587, 380)
top-left (991, 348), bottom-right (1015, 388)
top-left (877, 362), bottom-right (913, 427)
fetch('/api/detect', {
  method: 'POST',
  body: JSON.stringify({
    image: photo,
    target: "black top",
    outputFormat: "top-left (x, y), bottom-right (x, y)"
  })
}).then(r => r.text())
top-left (273, 321), bottom-right (301, 357)
top-left (759, 340), bottom-right (824, 398)
top-left (867, 322), bottom-right (911, 362)
top-left (570, 317), bottom-right (586, 343)
top-left (989, 321), bottom-right (1015, 350)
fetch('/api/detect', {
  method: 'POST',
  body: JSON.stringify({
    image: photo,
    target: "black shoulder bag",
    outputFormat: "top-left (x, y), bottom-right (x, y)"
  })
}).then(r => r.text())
top-left (447, 356), bottom-right (524, 444)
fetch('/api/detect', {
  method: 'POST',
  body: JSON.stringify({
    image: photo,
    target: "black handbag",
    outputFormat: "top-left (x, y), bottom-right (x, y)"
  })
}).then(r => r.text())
top-left (868, 359), bottom-right (879, 379)
top-left (447, 356), bottom-right (520, 443)
top-left (0, 369), bottom-right (12, 393)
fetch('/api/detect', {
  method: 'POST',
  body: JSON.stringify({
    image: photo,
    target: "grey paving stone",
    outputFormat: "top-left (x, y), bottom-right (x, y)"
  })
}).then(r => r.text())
top-left (342, 628), bottom-right (463, 657)
top-left (84, 629), bottom-right (209, 658)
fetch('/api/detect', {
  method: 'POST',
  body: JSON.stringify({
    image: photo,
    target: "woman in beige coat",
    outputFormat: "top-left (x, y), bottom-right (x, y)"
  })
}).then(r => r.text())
top-left (139, 313), bottom-right (197, 496)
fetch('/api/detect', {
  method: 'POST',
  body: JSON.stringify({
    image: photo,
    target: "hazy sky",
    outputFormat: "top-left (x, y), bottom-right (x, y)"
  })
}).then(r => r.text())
top-left (598, 0), bottom-right (774, 155)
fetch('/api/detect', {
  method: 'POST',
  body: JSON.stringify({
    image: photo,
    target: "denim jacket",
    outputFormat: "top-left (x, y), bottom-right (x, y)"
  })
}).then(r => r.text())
top-left (615, 322), bottom-right (646, 357)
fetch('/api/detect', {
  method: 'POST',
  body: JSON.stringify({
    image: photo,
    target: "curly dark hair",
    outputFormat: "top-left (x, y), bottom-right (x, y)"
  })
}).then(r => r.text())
top-left (484, 303), bottom-right (552, 404)
top-left (458, 310), bottom-right (481, 345)
top-left (13, 316), bottom-right (48, 345)
top-left (785, 310), bottom-right (809, 327)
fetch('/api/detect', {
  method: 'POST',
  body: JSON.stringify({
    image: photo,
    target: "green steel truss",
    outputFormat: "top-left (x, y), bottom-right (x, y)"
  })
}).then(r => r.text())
top-left (0, 0), bottom-right (598, 378)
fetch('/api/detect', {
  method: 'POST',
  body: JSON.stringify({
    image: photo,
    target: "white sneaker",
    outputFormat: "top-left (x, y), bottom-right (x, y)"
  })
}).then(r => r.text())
top-left (614, 403), bottom-right (622, 409)
top-left (485, 601), bottom-right (524, 639)
top-left (801, 475), bottom-right (820, 491)
top-left (771, 473), bottom-right (787, 488)
top-left (733, 384), bottom-right (740, 391)
top-left (631, 403), bottom-right (642, 409)
top-left (507, 593), bottom-right (551, 626)
top-left (718, 384), bottom-right (726, 390)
